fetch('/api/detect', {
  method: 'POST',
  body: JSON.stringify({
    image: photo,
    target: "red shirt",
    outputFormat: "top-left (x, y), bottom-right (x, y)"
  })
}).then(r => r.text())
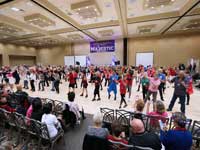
top-left (120, 80), bottom-right (126, 94)
top-left (126, 74), bottom-right (133, 86)
top-left (107, 135), bottom-right (128, 145)
top-left (68, 73), bottom-right (75, 84)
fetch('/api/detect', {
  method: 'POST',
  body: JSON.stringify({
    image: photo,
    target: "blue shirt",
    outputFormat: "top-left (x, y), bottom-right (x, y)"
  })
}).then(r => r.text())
top-left (158, 73), bottom-right (166, 81)
top-left (160, 129), bottom-right (192, 150)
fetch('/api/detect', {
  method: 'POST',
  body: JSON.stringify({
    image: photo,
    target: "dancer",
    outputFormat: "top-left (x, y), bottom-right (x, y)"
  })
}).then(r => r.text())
top-left (119, 76), bottom-right (127, 109)
top-left (144, 72), bottom-right (161, 111)
top-left (108, 71), bottom-right (119, 100)
top-left (126, 69), bottom-right (134, 99)
top-left (185, 71), bottom-right (193, 105)
top-left (80, 72), bottom-right (88, 98)
top-left (92, 72), bottom-right (101, 101)
top-left (158, 69), bottom-right (166, 101)
top-left (167, 71), bottom-right (188, 113)
top-left (68, 70), bottom-right (75, 92)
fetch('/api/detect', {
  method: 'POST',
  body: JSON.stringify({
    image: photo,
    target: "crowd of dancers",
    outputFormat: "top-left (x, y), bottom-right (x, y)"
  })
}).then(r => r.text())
top-left (0, 63), bottom-right (195, 113)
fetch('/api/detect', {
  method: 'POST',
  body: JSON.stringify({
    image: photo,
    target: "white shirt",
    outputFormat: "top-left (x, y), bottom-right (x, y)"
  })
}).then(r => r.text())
top-left (41, 114), bottom-right (60, 138)
top-left (66, 101), bottom-right (81, 120)
top-left (30, 73), bottom-right (36, 81)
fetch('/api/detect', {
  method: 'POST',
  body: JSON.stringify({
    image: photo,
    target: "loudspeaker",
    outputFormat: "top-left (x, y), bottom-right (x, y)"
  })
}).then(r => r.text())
top-left (123, 38), bottom-right (127, 65)
top-left (76, 61), bottom-right (80, 65)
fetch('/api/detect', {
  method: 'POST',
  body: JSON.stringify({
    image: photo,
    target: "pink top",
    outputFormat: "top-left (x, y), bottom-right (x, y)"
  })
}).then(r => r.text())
top-left (148, 77), bottom-right (161, 92)
top-left (148, 111), bottom-right (169, 125)
top-left (26, 105), bottom-right (33, 125)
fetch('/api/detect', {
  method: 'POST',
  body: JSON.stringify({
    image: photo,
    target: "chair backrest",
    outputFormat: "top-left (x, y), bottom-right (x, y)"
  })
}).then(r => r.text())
top-left (116, 109), bottom-right (131, 126)
top-left (29, 118), bottom-right (50, 140)
top-left (108, 139), bottom-right (133, 150)
top-left (82, 134), bottom-right (110, 150)
top-left (54, 100), bottom-right (64, 115)
top-left (191, 120), bottom-right (200, 140)
top-left (145, 115), bottom-right (169, 134)
top-left (14, 112), bottom-right (27, 130)
top-left (3, 110), bottom-right (16, 127)
top-left (100, 108), bottom-right (115, 124)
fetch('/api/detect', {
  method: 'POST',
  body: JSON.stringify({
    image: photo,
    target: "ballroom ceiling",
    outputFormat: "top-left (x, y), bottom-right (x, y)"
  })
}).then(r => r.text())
top-left (0, 0), bottom-right (199, 47)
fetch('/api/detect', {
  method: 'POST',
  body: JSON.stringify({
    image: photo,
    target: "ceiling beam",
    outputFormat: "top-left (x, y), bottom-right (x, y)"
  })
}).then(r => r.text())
top-left (114, 0), bottom-right (127, 37)
top-left (31, 0), bottom-right (97, 41)
top-left (161, 0), bottom-right (200, 34)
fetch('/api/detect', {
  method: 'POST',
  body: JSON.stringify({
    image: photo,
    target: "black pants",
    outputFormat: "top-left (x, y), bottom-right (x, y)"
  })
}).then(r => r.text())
top-left (54, 80), bottom-right (60, 93)
top-left (120, 94), bottom-right (127, 106)
top-left (44, 79), bottom-right (49, 87)
top-left (104, 78), bottom-right (109, 86)
top-left (142, 86), bottom-right (148, 100)
top-left (38, 80), bottom-right (45, 91)
top-left (30, 80), bottom-right (35, 91)
top-left (186, 93), bottom-right (190, 104)
top-left (158, 83), bottom-right (165, 100)
top-left (168, 94), bottom-right (186, 113)
top-left (94, 87), bottom-right (100, 99)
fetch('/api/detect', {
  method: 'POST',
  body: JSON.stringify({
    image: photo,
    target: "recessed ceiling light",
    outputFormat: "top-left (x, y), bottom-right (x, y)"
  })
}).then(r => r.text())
top-left (94, 8), bottom-right (97, 11)
top-left (86, 6), bottom-right (88, 9)
top-left (145, 4), bottom-right (148, 7)
top-left (171, 0), bottom-right (175, 2)
top-left (161, 5), bottom-right (164, 8)
top-left (78, 8), bottom-right (80, 11)
top-left (151, 6), bottom-right (154, 9)
top-left (11, 7), bottom-right (20, 11)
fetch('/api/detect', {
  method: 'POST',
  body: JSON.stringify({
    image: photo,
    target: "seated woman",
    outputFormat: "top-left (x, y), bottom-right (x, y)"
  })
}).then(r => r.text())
top-left (107, 120), bottom-right (128, 144)
top-left (87, 112), bottom-right (109, 139)
top-left (133, 99), bottom-right (145, 120)
top-left (160, 112), bottom-right (192, 150)
top-left (41, 103), bottom-right (61, 138)
top-left (146, 100), bottom-right (168, 128)
top-left (31, 97), bottom-right (43, 121)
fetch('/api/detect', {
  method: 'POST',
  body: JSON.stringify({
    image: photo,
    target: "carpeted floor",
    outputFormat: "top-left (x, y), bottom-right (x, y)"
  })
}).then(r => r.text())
top-left (54, 114), bottom-right (93, 150)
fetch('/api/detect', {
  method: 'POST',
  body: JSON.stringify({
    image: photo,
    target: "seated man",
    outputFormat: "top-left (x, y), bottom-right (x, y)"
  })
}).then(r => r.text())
top-left (129, 119), bottom-right (162, 150)
top-left (160, 112), bottom-right (192, 150)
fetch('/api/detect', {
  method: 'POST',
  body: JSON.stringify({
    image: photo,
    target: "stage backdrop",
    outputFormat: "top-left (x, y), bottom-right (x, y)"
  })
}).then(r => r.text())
top-left (90, 40), bottom-right (115, 53)
top-left (72, 39), bottom-right (123, 65)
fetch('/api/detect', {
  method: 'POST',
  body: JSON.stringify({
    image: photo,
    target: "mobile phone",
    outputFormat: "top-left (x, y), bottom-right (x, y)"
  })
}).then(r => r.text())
top-left (159, 120), bottom-right (164, 130)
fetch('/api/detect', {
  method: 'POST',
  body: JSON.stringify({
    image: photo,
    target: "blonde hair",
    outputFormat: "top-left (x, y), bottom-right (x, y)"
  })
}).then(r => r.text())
top-left (136, 99), bottom-right (145, 112)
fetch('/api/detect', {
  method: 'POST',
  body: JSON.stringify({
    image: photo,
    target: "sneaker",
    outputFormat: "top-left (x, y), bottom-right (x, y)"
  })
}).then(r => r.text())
top-left (97, 98), bottom-right (101, 101)
top-left (119, 106), bottom-right (121, 109)
top-left (92, 99), bottom-right (96, 101)
top-left (85, 95), bottom-right (88, 98)
top-left (161, 98), bottom-right (164, 101)
top-left (114, 97), bottom-right (116, 100)
top-left (80, 93), bottom-right (83, 96)
top-left (108, 94), bottom-right (111, 99)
